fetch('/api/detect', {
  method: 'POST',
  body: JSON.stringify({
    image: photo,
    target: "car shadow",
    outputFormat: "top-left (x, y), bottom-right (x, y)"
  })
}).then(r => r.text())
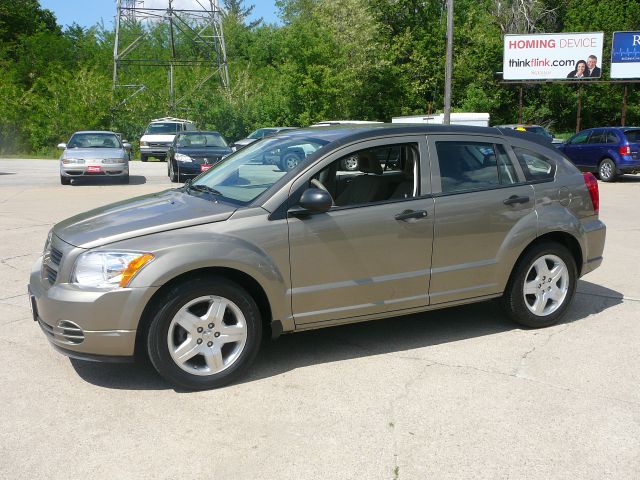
top-left (69, 280), bottom-right (623, 391)
top-left (69, 175), bottom-right (147, 186)
top-left (614, 175), bottom-right (640, 183)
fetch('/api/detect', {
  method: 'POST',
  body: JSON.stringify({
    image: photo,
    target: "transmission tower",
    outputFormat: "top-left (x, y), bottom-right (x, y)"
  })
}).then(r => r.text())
top-left (113, 0), bottom-right (230, 112)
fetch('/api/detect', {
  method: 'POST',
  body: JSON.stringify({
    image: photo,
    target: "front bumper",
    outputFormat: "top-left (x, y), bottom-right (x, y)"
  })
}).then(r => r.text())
top-left (140, 145), bottom-right (170, 157)
top-left (61, 164), bottom-right (128, 177)
top-left (29, 257), bottom-right (158, 362)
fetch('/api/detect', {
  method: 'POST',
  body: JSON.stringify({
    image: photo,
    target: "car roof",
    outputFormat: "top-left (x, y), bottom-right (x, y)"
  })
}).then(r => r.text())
top-left (271, 123), bottom-right (555, 149)
top-left (72, 131), bottom-right (118, 135)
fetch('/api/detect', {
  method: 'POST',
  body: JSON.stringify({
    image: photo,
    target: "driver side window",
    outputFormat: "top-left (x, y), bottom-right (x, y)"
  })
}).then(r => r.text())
top-left (311, 143), bottom-right (419, 208)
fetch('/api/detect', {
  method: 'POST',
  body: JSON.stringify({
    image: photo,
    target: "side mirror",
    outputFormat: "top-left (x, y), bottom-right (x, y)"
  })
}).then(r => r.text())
top-left (57, 143), bottom-right (67, 149)
top-left (298, 188), bottom-right (333, 213)
top-left (123, 143), bottom-right (132, 150)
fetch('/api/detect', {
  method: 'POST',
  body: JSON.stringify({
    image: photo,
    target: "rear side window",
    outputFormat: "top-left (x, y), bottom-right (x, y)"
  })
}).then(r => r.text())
top-left (606, 131), bottom-right (620, 144)
top-left (588, 130), bottom-right (605, 144)
top-left (513, 147), bottom-right (555, 182)
top-left (624, 130), bottom-right (640, 143)
top-left (436, 141), bottom-right (518, 193)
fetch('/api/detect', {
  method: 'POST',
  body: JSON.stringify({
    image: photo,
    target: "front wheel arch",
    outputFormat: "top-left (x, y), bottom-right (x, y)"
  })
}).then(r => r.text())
top-left (135, 267), bottom-right (273, 360)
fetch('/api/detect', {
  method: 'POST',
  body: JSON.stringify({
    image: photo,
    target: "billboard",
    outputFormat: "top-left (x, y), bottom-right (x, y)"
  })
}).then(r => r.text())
top-left (611, 31), bottom-right (640, 79)
top-left (503, 32), bottom-right (604, 80)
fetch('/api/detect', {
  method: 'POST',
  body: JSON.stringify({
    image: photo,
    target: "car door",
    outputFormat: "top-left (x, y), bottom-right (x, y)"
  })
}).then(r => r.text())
top-left (287, 136), bottom-right (434, 326)
top-left (562, 130), bottom-right (591, 168)
top-left (584, 129), bottom-right (605, 168)
top-left (427, 134), bottom-right (536, 305)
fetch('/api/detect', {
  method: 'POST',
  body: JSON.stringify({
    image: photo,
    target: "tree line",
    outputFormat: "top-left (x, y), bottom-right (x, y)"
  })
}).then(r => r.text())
top-left (0, 0), bottom-right (638, 156)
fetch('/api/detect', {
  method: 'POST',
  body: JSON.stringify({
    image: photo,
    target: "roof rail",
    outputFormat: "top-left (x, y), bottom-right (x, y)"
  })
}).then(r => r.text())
top-left (150, 117), bottom-right (194, 123)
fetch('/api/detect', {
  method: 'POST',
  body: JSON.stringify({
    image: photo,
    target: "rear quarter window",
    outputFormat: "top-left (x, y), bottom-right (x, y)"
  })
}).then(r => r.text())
top-left (513, 146), bottom-right (556, 182)
top-left (624, 130), bottom-right (640, 143)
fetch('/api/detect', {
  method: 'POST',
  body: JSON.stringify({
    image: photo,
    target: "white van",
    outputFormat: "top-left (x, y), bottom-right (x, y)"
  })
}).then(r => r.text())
top-left (139, 117), bottom-right (197, 161)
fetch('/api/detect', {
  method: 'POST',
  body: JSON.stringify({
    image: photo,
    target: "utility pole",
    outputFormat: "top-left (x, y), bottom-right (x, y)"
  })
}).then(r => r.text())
top-left (443, 0), bottom-right (454, 125)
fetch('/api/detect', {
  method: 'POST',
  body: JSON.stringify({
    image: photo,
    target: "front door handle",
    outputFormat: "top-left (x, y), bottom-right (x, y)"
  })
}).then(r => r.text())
top-left (395, 209), bottom-right (428, 221)
top-left (503, 195), bottom-right (530, 205)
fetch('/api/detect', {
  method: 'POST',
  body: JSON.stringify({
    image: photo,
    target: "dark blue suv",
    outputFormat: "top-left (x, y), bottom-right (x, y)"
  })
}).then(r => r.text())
top-left (557, 127), bottom-right (640, 182)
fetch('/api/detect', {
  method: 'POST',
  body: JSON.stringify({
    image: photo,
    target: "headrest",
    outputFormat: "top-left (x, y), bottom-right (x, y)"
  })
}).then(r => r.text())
top-left (358, 151), bottom-right (382, 175)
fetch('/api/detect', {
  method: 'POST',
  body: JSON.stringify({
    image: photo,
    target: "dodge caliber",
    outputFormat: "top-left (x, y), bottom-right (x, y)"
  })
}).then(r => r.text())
top-left (30, 125), bottom-right (606, 389)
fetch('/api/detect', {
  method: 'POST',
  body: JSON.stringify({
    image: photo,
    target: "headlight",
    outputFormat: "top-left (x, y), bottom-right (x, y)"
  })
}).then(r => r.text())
top-left (140, 141), bottom-right (148, 147)
top-left (43, 230), bottom-right (53, 255)
top-left (72, 251), bottom-right (154, 289)
top-left (174, 153), bottom-right (193, 162)
top-left (62, 158), bottom-right (85, 164)
top-left (102, 158), bottom-right (125, 164)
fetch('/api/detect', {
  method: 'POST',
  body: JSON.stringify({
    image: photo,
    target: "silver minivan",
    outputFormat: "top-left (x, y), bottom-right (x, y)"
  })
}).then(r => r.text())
top-left (30, 125), bottom-right (606, 389)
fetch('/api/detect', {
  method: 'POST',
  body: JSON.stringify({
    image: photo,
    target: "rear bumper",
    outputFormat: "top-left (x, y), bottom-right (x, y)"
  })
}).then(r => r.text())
top-left (581, 218), bottom-right (606, 276)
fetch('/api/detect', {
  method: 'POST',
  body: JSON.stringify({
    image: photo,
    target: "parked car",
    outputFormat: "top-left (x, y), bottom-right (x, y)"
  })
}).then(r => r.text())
top-left (30, 125), bottom-right (605, 390)
top-left (496, 124), bottom-right (561, 144)
top-left (167, 131), bottom-right (233, 183)
top-left (139, 117), bottom-right (196, 162)
top-left (57, 131), bottom-right (131, 185)
top-left (556, 127), bottom-right (640, 182)
top-left (231, 127), bottom-right (296, 151)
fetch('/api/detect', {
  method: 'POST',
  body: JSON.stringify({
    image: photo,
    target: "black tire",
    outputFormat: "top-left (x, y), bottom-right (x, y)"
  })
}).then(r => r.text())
top-left (169, 160), bottom-right (178, 183)
top-left (140, 154), bottom-right (149, 162)
top-left (147, 276), bottom-right (262, 390)
top-left (281, 152), bottom-right (302, 172)
top-left (500, 242), bottom-right (577, 328)
top-left (598, 158), bottom-right (617, 182)
top-left (60, 175), bottom-right (71, 185)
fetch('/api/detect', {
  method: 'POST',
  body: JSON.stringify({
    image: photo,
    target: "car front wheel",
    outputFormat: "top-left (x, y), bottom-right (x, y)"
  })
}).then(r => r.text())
top-left (168, 160), bottom-right (178, 183)
top-left (147, 277), bottom-right (262, 390)
top-left (281, 152), bottom-right (302, 171)
top-left (501, 242), bottom-right (577, 328)
top-left (60, 175), bottom-right (70, 185)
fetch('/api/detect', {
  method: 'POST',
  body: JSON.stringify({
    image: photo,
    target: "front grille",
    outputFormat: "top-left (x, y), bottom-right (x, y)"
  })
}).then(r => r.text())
top-left (193, 155), bottom-right (222, 164)
top-left (149, 142), bottom-right (170, 148)
top-left (45, 264), bottom-right (58, 284)
top-left (50, 248), bottom-right (63, 265)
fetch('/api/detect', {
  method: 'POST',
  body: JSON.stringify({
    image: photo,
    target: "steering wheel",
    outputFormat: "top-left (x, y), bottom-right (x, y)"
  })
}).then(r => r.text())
top-left (310, 178), bottom-right (329, 192)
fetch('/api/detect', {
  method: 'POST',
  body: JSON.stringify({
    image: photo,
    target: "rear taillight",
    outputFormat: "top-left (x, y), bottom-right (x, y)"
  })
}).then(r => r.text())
top-left (582, 172), bottom-right (599, 214)
top-left (619, 145), bottom-right (631, 156)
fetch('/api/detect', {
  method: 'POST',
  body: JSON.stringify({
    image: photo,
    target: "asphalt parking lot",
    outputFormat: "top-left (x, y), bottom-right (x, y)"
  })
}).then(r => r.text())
top-left (0, 158), bottom-right (638, 479)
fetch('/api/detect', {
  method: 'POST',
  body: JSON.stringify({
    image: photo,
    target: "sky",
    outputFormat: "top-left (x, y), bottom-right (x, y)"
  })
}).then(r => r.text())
top-left (39, 0), bottom-right (280, 29)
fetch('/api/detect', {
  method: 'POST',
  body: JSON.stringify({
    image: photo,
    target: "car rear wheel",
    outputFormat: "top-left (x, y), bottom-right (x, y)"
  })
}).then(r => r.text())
top-left (140, 154), bottom-right (148, 162)
top-left (500, 242), bottom-right (577, 328)
top-left (341, 155), bottom-right (359, 171)
top-left (146, 277), bottom-right (262, 390)
top-left (60, 175), bottom-right (70, 185)
top-left (598, 158), bottom-right (617, 182)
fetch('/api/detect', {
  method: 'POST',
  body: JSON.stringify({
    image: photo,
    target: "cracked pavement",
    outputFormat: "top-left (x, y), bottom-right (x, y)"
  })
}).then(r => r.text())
top-left (0, 159), bottom-right (638, 479)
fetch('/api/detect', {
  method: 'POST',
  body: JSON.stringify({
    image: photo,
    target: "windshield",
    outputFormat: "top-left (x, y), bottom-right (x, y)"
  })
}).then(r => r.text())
top-left (67, 133), bottom-right (121, 149)
top-left (189, 135), bottom-right (329, 205)
top-left (177, 133), bottom-right (228, 148)
top-left (247, 128), bottom-right (276, 139)
top-left (145, 123), bottom-right (182, 135)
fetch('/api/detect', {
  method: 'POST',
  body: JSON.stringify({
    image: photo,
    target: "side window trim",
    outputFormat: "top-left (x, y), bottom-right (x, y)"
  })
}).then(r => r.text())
top-left (512, 145), bottom-right (557, 183)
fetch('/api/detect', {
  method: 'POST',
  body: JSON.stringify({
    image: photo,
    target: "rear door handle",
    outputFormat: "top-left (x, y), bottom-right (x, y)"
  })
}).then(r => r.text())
top-left (503, 195), bottom-right (530, 205)
top-left (395, 209), bottom-right (428, 221)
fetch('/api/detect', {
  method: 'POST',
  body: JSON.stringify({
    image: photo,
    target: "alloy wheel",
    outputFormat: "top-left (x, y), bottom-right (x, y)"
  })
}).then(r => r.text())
top-left (522, 254), bottom-right (569, 316)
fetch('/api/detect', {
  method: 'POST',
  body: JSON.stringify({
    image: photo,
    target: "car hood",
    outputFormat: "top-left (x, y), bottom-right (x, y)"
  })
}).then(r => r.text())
top-left (62, 148), bottom-right (126, 159)
top-left (233, 138), bottom-right (256, 147)
top-left (54, 189), bottom-right (237, 249)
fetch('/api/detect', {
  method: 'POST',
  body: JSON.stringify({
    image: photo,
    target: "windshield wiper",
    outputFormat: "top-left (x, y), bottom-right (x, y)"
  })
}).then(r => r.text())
top-left (187, 184), bottom-right (223, 196)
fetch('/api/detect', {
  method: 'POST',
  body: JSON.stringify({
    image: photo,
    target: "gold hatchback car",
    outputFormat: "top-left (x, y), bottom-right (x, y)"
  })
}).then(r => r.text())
top-left (29, 125), bottom-right (605, 389)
